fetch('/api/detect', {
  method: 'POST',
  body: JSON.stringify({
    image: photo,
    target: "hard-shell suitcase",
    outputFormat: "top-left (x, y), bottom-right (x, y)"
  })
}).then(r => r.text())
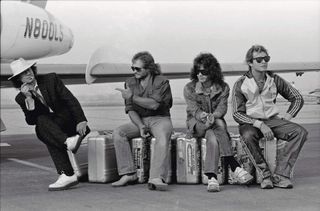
top-left (131, 137), bottom-right (150, 183)
top-left (67, 139), bottom-right (88, 179)
top-left (201, 138), bottom-right (226, 185)
top-left (228, 134), bottom-right (255, 184)
top-left (88, 133), bottom-right (119, 183)
top-left (176, 137), bottom-right (201, 184)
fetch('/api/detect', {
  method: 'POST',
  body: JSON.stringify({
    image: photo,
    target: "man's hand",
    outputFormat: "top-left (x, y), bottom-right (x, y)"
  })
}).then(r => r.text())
top-left (260, 123), bottom-right (274, 141)
top-left (205, 113), bottom-right (215, 128)
top-left (199, 112), bottom-right (208, 123)
top-left (115, 88), bottom-right (133, 100)
top-left (20, 83), bottom-right (33, 98)
top-left (282, 113), bottom-right (293, 121)
top-left (139, 125), bottom-right (150, 138)
top-left (76, 121), bottom-right (87, 136)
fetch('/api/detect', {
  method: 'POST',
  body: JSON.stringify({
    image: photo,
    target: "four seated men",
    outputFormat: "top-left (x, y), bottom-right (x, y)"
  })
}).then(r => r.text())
top-left (8, 45), bottom-right (308, 191)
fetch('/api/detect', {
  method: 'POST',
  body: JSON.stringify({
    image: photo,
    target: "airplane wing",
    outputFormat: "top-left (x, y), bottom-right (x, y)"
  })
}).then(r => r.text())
top-left (2, 62), bottom-right (319, 87)
top-left (85, 62), bottom-right (320, 84)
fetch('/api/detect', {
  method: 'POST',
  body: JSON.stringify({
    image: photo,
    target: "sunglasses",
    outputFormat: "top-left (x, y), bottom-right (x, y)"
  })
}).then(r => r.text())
top-left (198, 69), bottom-right (210, 75)
top-left (131, 66), bottom-right (143, 72)
top-left (253, 56), bottom-right (271, 63)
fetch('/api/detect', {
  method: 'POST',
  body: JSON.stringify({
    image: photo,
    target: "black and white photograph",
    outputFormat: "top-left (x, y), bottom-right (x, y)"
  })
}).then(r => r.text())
top-left (1, 0), bottom-right (319, 210)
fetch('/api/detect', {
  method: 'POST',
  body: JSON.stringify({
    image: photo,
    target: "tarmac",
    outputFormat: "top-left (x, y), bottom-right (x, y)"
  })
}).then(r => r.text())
top-left (1, 104), bottom-right (320, 211)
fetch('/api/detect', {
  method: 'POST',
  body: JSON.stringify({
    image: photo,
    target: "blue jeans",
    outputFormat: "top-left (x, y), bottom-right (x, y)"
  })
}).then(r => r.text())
top-left (113, 116), bottom-right (173, 181)
top-left (194, 118), bottom-right (233, 175)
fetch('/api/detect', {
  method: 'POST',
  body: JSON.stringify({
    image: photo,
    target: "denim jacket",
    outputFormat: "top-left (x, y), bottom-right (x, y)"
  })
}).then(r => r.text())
top-left (183, 80), bottom-right (230, 132)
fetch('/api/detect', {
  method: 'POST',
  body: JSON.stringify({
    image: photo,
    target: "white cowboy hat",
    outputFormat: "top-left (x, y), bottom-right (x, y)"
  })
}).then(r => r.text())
top-left (8, 58), bottom-right (37, 80)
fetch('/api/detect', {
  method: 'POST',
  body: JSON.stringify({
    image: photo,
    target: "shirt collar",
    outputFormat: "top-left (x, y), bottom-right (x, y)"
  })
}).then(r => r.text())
top-left (195, 81), bottom-right (222, 98)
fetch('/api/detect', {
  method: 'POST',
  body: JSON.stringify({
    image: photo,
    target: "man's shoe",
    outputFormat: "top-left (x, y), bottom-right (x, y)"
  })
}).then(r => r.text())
top-left (272, 174), bottom-right (293, 189)
top-left (65, 135), bottom-right (82, 153)
top-left (112, 174), bottom-right (138, 187)
top-left (260, 177), bottom-right (274, 189)
top-left (148, 178), bottom-right (168, 191)
top-left (232, 167), bottom-right (254, 185)
top-left (207, 177), bottom-right (220, 192)
top-left (48, 174), bottom-right (78, 191)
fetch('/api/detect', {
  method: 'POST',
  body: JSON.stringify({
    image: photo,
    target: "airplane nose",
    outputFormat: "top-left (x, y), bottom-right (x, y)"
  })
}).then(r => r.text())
top-left (69, 29), bottom-right (74, 50)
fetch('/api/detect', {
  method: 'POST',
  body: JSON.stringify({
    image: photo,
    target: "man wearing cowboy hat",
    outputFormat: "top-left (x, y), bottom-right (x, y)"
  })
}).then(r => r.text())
top-left (9, 58), bottom-right (90, 191)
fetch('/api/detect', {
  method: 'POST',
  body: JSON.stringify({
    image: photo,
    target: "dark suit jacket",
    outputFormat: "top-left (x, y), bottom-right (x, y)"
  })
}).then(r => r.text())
top-left (15, 73), bottom-right (87, 126)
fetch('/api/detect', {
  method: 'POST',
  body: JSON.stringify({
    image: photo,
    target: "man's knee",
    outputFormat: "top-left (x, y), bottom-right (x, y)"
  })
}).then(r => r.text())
top-left (214, 119), bottom-right (226, 129)
top-left (112, 127), bottom-right (127, 141)
top-left (295, 125), bottom-right (308, 141)
top-left (240, 125), bottom-right (259, 143)
top-left (205, 130), bottom-right (218, 146)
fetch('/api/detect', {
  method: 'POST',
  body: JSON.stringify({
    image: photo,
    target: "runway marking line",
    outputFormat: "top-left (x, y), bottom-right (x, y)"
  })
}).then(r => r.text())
top-left (0, 143), bottom-right (11, 147)
top-left (7, 158), bottom-right (56, 173)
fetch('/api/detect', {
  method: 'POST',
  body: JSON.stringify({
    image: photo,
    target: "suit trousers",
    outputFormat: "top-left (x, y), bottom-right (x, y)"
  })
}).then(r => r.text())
top-left (113, 116), bottom-right (173, 181)
top-left (35, 114), bottom-right (78, 176)
top-left (239, 117), bottom-right (308, 178)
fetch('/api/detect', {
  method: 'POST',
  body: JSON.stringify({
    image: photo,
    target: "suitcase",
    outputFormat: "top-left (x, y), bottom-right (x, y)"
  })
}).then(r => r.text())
top-left (131, 137), bottom-right (150, 183)
top-left (88, 132), bottom-right (120, 183)
top-left (67, 139), bottom-right (88, 180)
top-left (228, 134), bottom-right (255, 184)
top-left (201, 138), bottom-right (226, 185)
top-left (176, 137), bottom-right (201, 184)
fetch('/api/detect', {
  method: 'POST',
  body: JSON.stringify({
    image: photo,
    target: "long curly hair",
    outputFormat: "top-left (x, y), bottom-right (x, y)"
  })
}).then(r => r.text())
top-left (190, 52), bottom-right (224, 86)
top-left (132, 51), bottom-right (161, 76)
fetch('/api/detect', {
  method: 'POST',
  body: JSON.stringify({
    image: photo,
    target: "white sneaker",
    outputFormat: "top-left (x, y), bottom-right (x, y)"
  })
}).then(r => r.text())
top-left (48, 173), bottom-right (78, 191)
top-left (232, 167), bottom-right (254, 185)
top-left (207, 177), bottom-right (220, 192)
top-left (65, 135), bottom-right (81, 153)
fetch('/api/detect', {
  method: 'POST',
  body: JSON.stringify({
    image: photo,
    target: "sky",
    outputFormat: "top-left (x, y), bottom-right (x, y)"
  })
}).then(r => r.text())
top-left (39, 0), bottom-right (320, 64)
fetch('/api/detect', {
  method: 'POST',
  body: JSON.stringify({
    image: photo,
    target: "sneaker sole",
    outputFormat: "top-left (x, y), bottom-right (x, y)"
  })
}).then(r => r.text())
top-left (207, 186), bottom-right (220, 192)
top-left (48, 181), bottom-right (79, 191)
top-left (148, 183), bottom-right (168, 191)
top-left (273, 184), bottom-right (293, 189)
top-left (238, 176), bottom-right (254, 185)
top-left (261, 184), bottom-right (274, 189)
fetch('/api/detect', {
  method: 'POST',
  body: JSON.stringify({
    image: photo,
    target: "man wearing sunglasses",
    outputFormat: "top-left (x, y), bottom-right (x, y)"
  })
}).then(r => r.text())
top-left (113, 51), bottom-right (173, 191)
top-left (184, 53), bottom-right (254, 192)
top-left (232, 45), bottom-right (308, 189)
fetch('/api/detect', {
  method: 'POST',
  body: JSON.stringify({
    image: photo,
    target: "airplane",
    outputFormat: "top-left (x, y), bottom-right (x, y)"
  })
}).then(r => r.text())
top-left (1, 0), bottom-right (74, 131)
top-left (1, 0), bottom-right (74, 63)
top-left (1, 0), bottom-right (319, 131)
top-left (1, 0), bottom-right (319, 86)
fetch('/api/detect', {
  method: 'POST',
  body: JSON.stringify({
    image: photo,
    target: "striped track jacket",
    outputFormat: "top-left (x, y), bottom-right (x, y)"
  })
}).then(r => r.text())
top-left (232, 71), bottom-right (304, 126)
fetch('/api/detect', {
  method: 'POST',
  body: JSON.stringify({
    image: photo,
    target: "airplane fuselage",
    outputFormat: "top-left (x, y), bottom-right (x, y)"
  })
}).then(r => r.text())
top-left (1, 1), bottom-right (73, 61)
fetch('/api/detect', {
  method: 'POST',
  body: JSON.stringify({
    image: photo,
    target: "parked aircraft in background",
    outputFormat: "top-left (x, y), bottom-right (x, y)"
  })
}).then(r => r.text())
top-left (1, 0), bottom-right (74, 63)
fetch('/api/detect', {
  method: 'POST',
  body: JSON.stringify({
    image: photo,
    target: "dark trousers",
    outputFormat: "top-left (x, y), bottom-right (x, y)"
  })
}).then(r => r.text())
top-left (239, 117), bottom-right (308, 178)
top-left (35, 114), bottom-right (79, 176)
